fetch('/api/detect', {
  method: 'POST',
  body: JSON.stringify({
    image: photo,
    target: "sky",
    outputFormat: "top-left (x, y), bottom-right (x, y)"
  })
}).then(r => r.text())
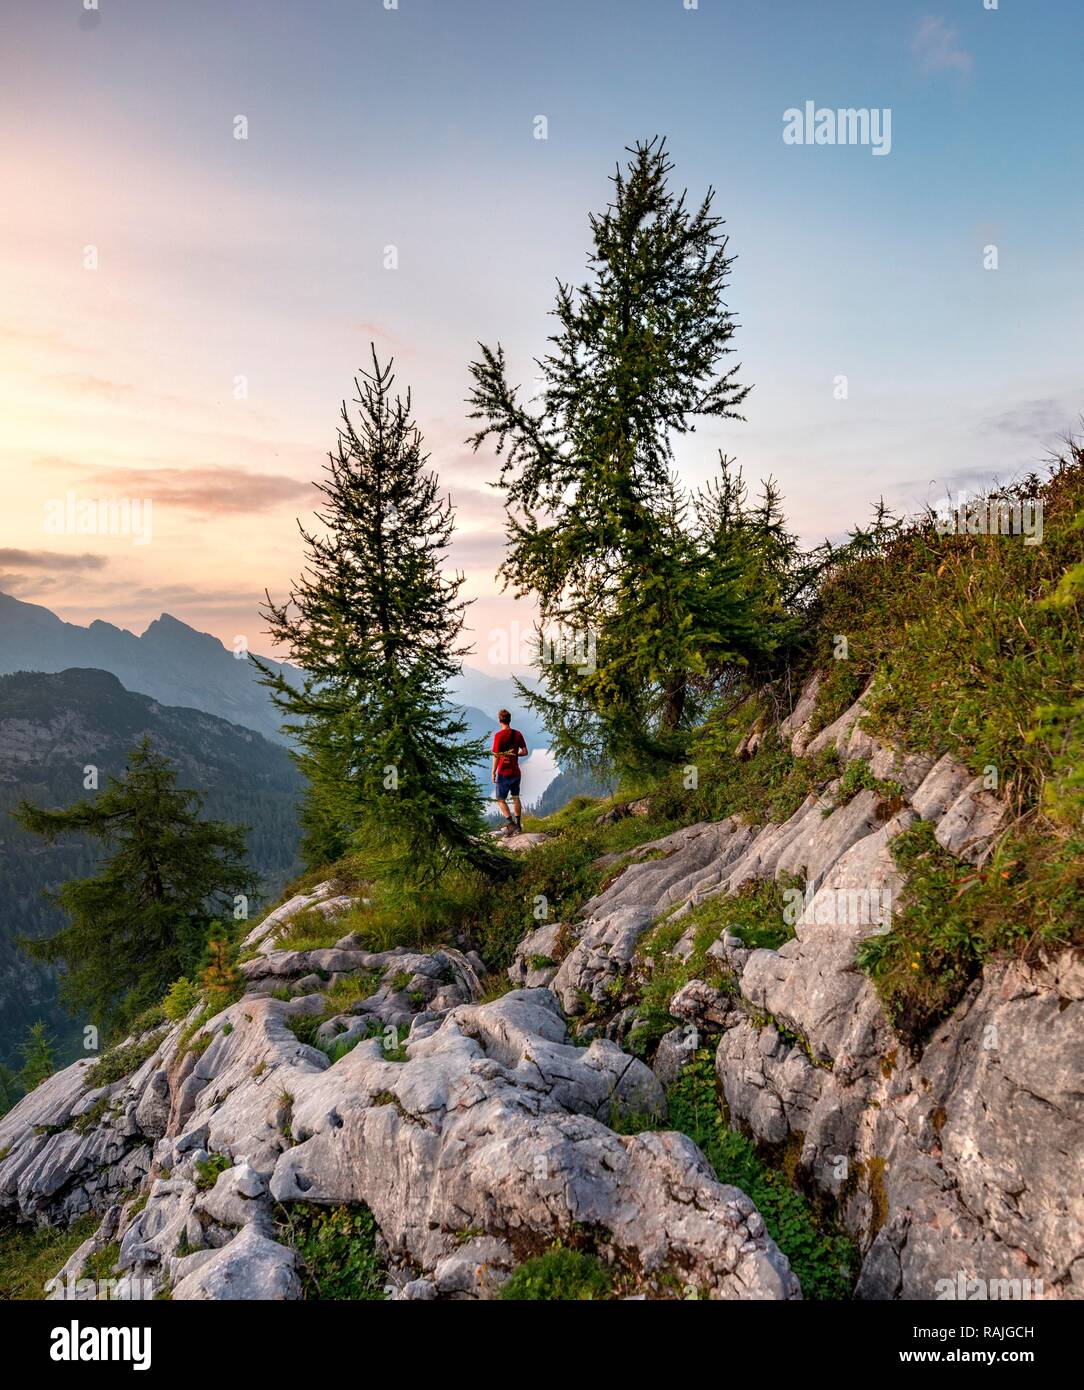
top-left (1, 0), bottom-right (1081, 672)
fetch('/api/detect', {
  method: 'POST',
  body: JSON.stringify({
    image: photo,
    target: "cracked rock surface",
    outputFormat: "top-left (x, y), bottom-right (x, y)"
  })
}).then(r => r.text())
top-left (2, 676), bottom-right (1073, 1301)
top-left (0, 895), bottom-right (797, 1301)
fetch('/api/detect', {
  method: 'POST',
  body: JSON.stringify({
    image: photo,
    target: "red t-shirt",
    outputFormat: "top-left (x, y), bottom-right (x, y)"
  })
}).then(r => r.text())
top-left (492, 726), bottom-right (527, 776)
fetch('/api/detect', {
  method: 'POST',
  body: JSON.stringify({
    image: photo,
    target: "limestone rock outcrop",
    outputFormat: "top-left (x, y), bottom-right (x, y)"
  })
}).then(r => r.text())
top-left (3, 676), bottom-right (1074, 1302)
top-left (0, 882), bottom-right (797, 1300)
top-left (536, 677), bottom-right (1076, 1299)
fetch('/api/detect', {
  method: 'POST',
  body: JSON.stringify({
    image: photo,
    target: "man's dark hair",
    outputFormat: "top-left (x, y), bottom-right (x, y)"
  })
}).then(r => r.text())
top-left (497, 709), bottom-right (511, 724)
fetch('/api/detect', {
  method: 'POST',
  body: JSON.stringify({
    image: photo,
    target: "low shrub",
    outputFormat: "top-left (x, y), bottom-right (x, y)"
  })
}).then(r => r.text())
top-left (194, 1153), bottom-right (232, 1191)
top-left (279, 1203), bottom-right (385, 1300)
top-left (857, 818), bottom-right (1084, 1048)
top-left (500, 1243), bottom-right (612, 1301)
top-left (162, 977), bottom-right (201, 1022)
top-left (85, 1029), bottom-right (167, 1089)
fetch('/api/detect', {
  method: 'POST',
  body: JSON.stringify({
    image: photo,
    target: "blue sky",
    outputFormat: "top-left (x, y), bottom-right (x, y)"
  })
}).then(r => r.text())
top-left (1, 0), bottom-right (1081, 666)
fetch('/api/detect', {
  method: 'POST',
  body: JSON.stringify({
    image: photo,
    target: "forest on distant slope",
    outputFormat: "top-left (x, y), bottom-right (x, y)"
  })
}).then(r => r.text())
top-left (0, 668), bottom-right (303, 1072)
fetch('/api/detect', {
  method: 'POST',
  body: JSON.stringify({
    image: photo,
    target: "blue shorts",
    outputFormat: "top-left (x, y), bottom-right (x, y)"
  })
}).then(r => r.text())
top-left (495, 773), bottom-right (521, 800)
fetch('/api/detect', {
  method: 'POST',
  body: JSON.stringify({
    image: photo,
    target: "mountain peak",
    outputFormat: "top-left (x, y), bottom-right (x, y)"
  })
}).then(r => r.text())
top-left (141, 613), bottom-right (228, 654)
top-left (0, 592), bottom-right (290, 742)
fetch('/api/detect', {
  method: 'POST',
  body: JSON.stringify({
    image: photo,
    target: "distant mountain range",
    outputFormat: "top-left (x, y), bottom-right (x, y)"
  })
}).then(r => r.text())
top-left (530, 765), bottom-right (617, 818)
top-left (0, 592), bottom-right (303, 745)
top-left (0, 667), bottom-right (305, 1071)
top-left (0, 591), bottom-right (548, 752)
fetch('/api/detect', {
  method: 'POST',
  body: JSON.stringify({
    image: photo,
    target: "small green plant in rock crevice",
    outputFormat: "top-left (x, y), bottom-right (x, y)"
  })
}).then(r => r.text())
top-left (85, 1029), bottom-right (168, 1089)
top-left (500, 1242), bottom-right (612, 1301)
top-left (666, 1051), bottom-right (854, 1300)
top-left (629, 876), bottom-right (799, 1057)
top-left (278, 1202), bottom-right (386, 1300)
top-left (194, 1153), bottom-right (232, 1191)
top-left (826, 756), bottom-right (903, 815)
top-left (856, 817), bottom-right (1084, 1050)
top-left (73, 1095), bottom-right (119, 1135)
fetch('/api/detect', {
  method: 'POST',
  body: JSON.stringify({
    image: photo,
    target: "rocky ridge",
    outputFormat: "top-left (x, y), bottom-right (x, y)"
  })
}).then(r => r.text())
top-left (2, 676), bottom-right (1079, 1300)
top-left (0, 885), bottom-right (797, 1300)
top-left (519, 677), bottom-right (1082, 1299)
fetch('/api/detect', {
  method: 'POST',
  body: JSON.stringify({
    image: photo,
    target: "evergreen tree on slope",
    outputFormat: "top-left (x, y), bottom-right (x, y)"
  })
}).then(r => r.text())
top-left (15, 737), bottom-right (255, 1032)
top-left (468, 138), bottom-right (757, 772)
top-left (260, 350), bottom-right (502, 880)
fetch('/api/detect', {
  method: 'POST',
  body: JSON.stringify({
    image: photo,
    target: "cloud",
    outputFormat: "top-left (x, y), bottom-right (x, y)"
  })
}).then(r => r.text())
top-left (48, 373), bottom-right (139, 401)
top-left (444, 480), bottom-right (504, 523)
top-left (981, 398), bottom-right (1073, 443)
top-left (448, 528), bottom-right (507, 571)
top-left (0, 572), bottom-right (66, 597)
top-left (50, 465), bottom-right (315, 516)
top-left (0, 549), bottom-right (109, 572)
top-left (0, 322), bottom-right (81, 353)
top-left (351, 322), bottom-right (404, 351)
top-left (912, 16), bottom-right (974, 76)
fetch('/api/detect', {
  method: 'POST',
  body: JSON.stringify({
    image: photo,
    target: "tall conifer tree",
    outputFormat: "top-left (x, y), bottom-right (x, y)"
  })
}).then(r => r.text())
top-left (467, 138), bottom-right (755, 770)
top-left (260, 350), bottom-right (501, 879)
top-left (15, 738), bottom-right (255, 1031)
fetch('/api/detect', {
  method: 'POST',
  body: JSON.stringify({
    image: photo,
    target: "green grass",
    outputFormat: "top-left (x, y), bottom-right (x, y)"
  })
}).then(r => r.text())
top-left (283, 969), bottom-right (388, 1057)
top-left (640, 725), bottom-right (841, 831)
top-left (710, 875), bottom-right (804, 952)
top-left (85, 1028), bottom-right (167, 1089)
top-left (321, 970), bottom-right (384, 1012)
top-left (816, 453), bottom-right (1084, 824)
top-left (176, 1004), bottom-right (218, 1058)
top-left (826, 756), bottom-right (903, 814)
top-left (194, 1153), bottom-right (232, 1191)
top-left (500, 1243), bottom-right (612, 1301)
top-left (629, 877), bottom-right (799, 1057)
top-left (667, 1051), bottom-right (855, 1300)
top-left (279, 1203), bottom-right (386, 1300)
top-left (295, 805), bottom-right (686, 982)
top-left (324, 1034), bottom-right (363, 1063)
top-left (125, 1003), bottom-right (168, 1035)
top-left (472, 812), bottom-right (685, 973)
top-left (82, 1240), bottom-right (121, 1282)
top-left (275, 907), bottom-right (346, 953)
top-left (0, 1212), bottom-right (101, 1299)
top-left (857, 818), bottom-right (1084, 1048)
top-left (804, 662), bottom-right (869, 742)
top-left (73, 1095), bottom-right (116, 1135)
top-left (261, 689), bottom-right (838, 995)
top-left (283, 1011), bottom-right (324, 1049)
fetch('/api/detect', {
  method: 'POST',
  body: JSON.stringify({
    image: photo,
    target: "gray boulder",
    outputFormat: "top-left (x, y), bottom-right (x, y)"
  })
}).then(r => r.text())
top-left (172, 1224), bottom-right (300, 1301)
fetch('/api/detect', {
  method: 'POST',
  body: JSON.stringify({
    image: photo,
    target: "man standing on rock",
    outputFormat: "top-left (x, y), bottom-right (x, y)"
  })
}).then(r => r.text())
top-left (491, 709), bottom-right (528, 835)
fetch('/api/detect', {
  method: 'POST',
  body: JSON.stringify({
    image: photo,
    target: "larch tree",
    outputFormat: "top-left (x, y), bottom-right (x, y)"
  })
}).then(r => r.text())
top-left (259, 349), bottom-right (504, 880)
top-left (467, 138), bottom-right (757, 772)
top-left (15, 737), bottom-right (255, 1033)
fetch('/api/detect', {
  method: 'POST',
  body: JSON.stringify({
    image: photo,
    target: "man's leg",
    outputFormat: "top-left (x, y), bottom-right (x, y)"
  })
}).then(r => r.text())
top-left (495, 782), bottom-right (517, 833)
top-left (511, 796), bottom-right (522, 830)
